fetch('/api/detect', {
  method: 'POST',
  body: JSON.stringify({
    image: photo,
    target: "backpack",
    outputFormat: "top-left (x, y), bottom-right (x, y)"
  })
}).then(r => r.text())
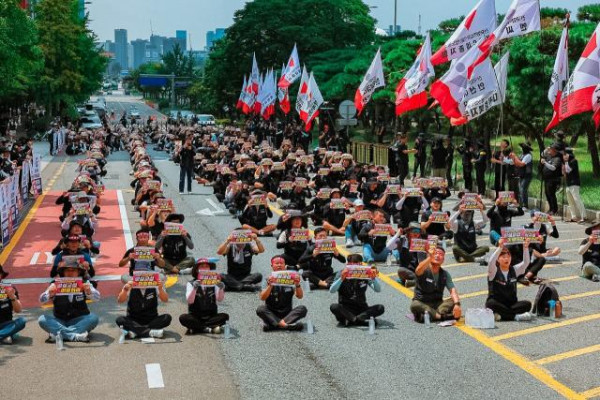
top-left (532, 283), bottom-right (561, 317)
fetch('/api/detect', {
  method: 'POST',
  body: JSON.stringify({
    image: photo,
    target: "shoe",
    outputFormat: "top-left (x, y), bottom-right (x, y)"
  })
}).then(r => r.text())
top-left (262, 324), bottom-right (274, 332)
top-left (494, 313), bottom-right (502, 322)
top-left (201, 327), bottom-right (211, 334)
top-left (592, 274), bottom-right (600, 282)
top-left (515, 312), bottom-right (533, 322)
top-left (148, 329), bottom-right (164, 338)
top-left (72, 332), bottom-right (90, 342)
top-left (45, 335), bottom-right (56, 344)
top-left (479, 260), bottom-right (488, 266)
top-left (179, 192), bottom-right (185, 195)
top-left (1, 336), bottom-right (13, 344)
top-left (286, 322), bottom-right (304, 331)
top-left (578, 220), bottom-right (586, 224)
top-left (345, 239), bottom-right (354, 248)
top-left (405, 279), bottom-right (416, 288)
top-left (211, 326), bottom-right (222, 334)
top-left (517, 277), bottom-right (530, 286)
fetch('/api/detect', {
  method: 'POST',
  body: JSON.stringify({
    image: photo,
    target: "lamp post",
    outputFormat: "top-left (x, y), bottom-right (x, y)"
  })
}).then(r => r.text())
top-left (394, 0), bottom-right (398, 35)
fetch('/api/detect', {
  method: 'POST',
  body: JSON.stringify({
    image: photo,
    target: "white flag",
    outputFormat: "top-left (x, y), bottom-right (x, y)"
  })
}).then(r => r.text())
top-left (355, 48), bottom-right (385, 114)
top-left (396, 33), bottom-right (435, 116)
top-left (498, 0), bottom-right (541, 40)
top-left (296, 66), bottom-right (309, 116)
top-left (545, 26), bottom-right (569, 131)
top-left (495, 52), bottom-right (510, 102)
top-left (250, 53), bottom-right (260, 94)
top-left (302, 72), bottom-right (324, 130)
top-left (279, 44), bottom-right (301, 88)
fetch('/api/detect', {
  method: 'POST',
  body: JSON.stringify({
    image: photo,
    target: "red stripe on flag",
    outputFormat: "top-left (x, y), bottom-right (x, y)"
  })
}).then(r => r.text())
top-left (559, 86), bottom-right (595, 122)
top-left (430, 80), bottom-right (463, 119)
top-left (545, 91), bottom-right (563, 132)
top-left (396, 92), bottom-right (428, 116)
top-left (464, 9), bottom-right (477, 30)
top-left (354, 90), bottom-right (364, 115)
top-left (582, 33), bottom-right (597, 58)
top-left (431, 45), bottom-right (448, 66)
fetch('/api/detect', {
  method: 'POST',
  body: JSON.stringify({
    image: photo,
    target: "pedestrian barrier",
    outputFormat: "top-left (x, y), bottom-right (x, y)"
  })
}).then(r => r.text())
top-left (349, 141), bottom-right (389, 166)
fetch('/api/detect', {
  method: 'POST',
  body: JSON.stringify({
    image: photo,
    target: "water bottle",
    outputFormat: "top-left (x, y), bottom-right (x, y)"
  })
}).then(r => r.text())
top-left (303, 278), bottom-right (311, 293)
top-left (368, 316), bottom-right (376, 335)
top-left (424, 311), bottom-right (432, 328)
top-left (118, 329), bottom-right (126, 344)
top-left (386, 253), bottom-right (392, 267)
top-left (56, 331), bottom-right (64, 351)
top-left (224, 321), bottom-right (232, 339)
top-left (307, 319), bottom-right (314, 334)
top-left (548, 300), bottom-right (556, 321)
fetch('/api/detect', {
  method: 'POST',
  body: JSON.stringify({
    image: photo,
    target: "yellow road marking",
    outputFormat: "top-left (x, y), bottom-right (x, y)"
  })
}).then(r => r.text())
top-left (492, 314), bottom-right (600, 341)
top-left (452, 262), bottom-right (579, 283)
top-left (560, 290), bottom-right (600, 301)
top-left (535, 344), bottom-right (600, 365)
top-left (581, 386), bottom-right (600, 398)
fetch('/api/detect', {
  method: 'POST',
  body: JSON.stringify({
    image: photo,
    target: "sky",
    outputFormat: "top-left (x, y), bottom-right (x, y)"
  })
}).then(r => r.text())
top-left (87, 0), bottom-right (593, 49)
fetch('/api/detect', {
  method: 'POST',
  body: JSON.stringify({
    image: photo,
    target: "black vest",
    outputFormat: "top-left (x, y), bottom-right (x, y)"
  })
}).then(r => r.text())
top-left (487, 266), bottom-right (518, 306)
top-left (0, 293), bottom-right (15, 324)
top-left (188, 283), bottom-right (217, 317)
top-left (414, 269), bottom-right (447, 303)
top-left (226, 244), bottom-right (253, 279)
top-left (53, 289), bottom-right (90, 321)
top-left (266, 286), bottom-right (294, 315)
top-left (127, 288), bottom-right (158, 322)
top-left (566, 159), bottom-right (581, 186)
top-left (338, 279), bottom-right (369, 308)
top-left (455, 218), bottom-right (477, 253)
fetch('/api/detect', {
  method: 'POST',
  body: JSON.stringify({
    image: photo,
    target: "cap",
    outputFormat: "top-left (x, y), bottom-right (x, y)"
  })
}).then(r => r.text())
top-left (165, 213), bottom-right (185, 223)
top-left (354, 199), bottom-right (364, 207)
top-left (408, 222), bottom-right (421, 233)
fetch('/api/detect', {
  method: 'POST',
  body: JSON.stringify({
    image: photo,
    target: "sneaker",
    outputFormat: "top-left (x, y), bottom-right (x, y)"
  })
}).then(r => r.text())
top-left (515, 312), bottom-right (533, 322)
top-left (592, 274), bottom-right (600, 282)
top-left (345, 239), bottom-right (354, 248)
top-left (262, 324), bottom-right (274, 332)
top-left (72, 332), bottom-right (89, 342)
top-left (211, 326), bottom-right (222, 334)
top-left (404, 279), bottom-right (416, 288)
top-left (494, 313), bottom-right (502, 322)
top-left (1, 336), bottom-right (13, 344)
top-left (148, 329), bottom-right (164, 338)
top-left (286, 322), bottom-right (304, 331)
top-left (179, 192), bottom-right (185, 195)
top-left (201, 327), bottom-right (211, 334)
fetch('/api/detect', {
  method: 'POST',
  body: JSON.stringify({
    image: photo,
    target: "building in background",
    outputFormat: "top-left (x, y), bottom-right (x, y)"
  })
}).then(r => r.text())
top-left (114, 29), bottom-right (129, 72)
top-left (145, 44), bottom-right (162, 64)
top-left (131, 39), bottom-right (148, 69)
top-left (127, 44), bottom-right (133, 69)
top-left (205, 28), bottom-right (226, 52)
top-left (176, 30), bottom-right (187, 51)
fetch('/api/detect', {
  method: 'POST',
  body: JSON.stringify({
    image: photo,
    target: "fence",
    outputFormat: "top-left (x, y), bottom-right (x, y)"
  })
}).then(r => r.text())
top-left (349, 141), bottom-right (389, 166)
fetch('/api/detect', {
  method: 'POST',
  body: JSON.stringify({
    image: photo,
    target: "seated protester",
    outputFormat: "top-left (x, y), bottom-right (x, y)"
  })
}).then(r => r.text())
top-left (287, 183), bottom-right (312, 210)
top-left (275, 206), bottom-right (307, 232)
top-left (344, 199), bottom-right (370, 248)
top-left (179, 258), bottom-right (229, 334)
top-left (50, 235), bottom-right (95, 280)
top-left (147, 207), bottom-right (172, 240)
top-left (305, 189), bottom-right (330, 226)
top-left (520, 212), bottom-right (560, 285)
top-left (357, 209), bottom-right (401, 263)
top-left (119, 230), bottom-right (166, 280)
top-left (257, 256), bottom-right (307, 332)
top-left (0, 266), bottom-right (25, 344)
top-left (276, 213), bottom-right (312, 268)
top-left (340, 175), bottom-right (360, 202)
top-left (449, 202), bottom-right (490, 264)
top-left (423, 184), bottom-right (451, 205)
top-left (38, 262), bottom-right (100, 343)
top-left (329, 254), bottom-right (384, 326)
top-left (410, 245), bottom-right (462, 323)
top-left (51, 220), bottom-right (100, 256)
top-left (116, 267), bottom-right (171, 340)
top-left (239, 191), bottom-right (277, 237)
top-left (395, 189), bottom-right (429, 229)
top-left (396, 222), bottom-right (427, 287)
top-left (375, 186), bottom-right (403, 227)
top-left (298, 227), bottom-right (346, 289)
top-left (420, 197), bottom-right (453, 244)
top-left (321, 189), bottom-right (350, 236)
top-left (361, 178), bottom-right (384, 211)
top-left (216, 229), bottom-right (265, 292)
top-left (487, 196), bottom-right (524, 246)
top-left (485, 238), bottom-right (534, 321)
top-left (580, 221), bottom-right (600, 281)
top-left (155, 213), bottom-right (195, 275)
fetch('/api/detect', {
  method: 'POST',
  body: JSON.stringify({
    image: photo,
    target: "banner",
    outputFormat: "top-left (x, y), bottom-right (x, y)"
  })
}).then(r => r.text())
top-left (270, 270), bottom-right (299, 287)
top-left (373, 224), bottom-right (393, 237)
top-left (498, 191), bottom-right (515, 203)
top-left (289, 229), bottom-right (310, 242)
top-left (317, 188), bottom-right (332, 199)
top-left (156, 198), bottom-right (174, 211)
top-left (72, 203), bottom-right (91, 216)
top-left (402, 187), bottom-right (423, 197)
top-left (196, 271), bottom-right (221, 287)
top-left (132, 271), bottom-right (160, 289)
top-left (352, 210), bottom-right (373, 221)
top-left (164, 222), bottom-right (184, 236)
top-left (330, 199), bottom-right (346, 209)
top-left (0, 283), bottom-right (11, 300)
top-left (228, 230), bottom-right (253, 244)
top-left (344, 265), bottom-right (372, 280)
top-left (501, 227), bottom-right (525, 245)
top-left (133, 246), bottom-right (156, 261)
top-left (355, 48), bottom-right (385, 114)
top-left (429, 212), bottom-right (449, 224)
top-left (385, 184), bottom-right (402, 195)
top-left (248, 194), bottom-right (267, 207)
top-left (534, 212), bottom-right (550, 223)
top-left (54, 277), bottom-right (83, 296)
top-left (279, 181), bottom-right (294, 191)
top-left (315, 238), bottom-right (336, 254)
top-left (461, 193), bottom-right (481, 210)
top-left (30, 153), bottom-right (42, 197)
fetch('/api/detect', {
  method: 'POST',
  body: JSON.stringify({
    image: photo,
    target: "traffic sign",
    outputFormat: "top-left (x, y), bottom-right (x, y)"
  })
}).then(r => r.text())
top-left (338, 100), bottom-right (357, 119)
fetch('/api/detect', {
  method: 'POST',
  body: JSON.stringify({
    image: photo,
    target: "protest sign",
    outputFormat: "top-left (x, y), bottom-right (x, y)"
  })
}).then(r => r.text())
top-left (429, 212), bottom-right (449, 224)
top-left (352, 210), bottom-right (373, 221)
top-left (344, 265), bottom-right (373, 280)
top-left (330, 199), bottom-right (346, 209)
top-left (294, 178), bottom-right (308, 188)
top-left (289, 229), bottom-right (310, 242)
top-left (318, 168), bottom-right (330, 176)
top-left (55, 277), bottom-right (83, 296)
top-left (164, 222), bottom-right (184, 236)
top-left (0, 283), bottom-right (11, 300)
top-left (385, 185), bottom-right (402, 195)
top-left (498, 191), bottom-right (515, 204)
top-left (279, 181), bottom-right (294, 191)
top-left (461, 193), bottom-right (480, 210)
top-left (501, 227), bottom-right (525, 245)
top-left (315, 238), bottom-right (336, 254)
top-left (402, 187), bottom-right (423, 197)
top-left (132, 271), bottom-right (160, 289)
top-left (317, 188), bottom-right (332, 199)
top-left (133, 246), bottom-right (156, 261)
top-left (330, 163), bottom-right (344, 172)
top-left (196, 271), bottom-right (221, 287)
top-left (228, 230), bottom-right (253, 244)
top-left (248, 194), bottom-right (267, 207)
top-left (156, 198), bottom-right (174, 211)
top-left (373, 224), bottom-right (392, 237)
top-left (270, 271), bottom-right (299, 287)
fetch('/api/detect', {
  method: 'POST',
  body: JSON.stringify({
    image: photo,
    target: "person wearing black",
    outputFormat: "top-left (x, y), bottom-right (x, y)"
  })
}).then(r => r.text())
top-left (444, 137), bottom-right (455, 188)
top-left (329, 254), bottom-right (384, 326)
top-left (390, 133), bottom-right (415, 184)
top-left (490, 139), bottom-right (510, 198)
top-left (395, 190), bottom-right (429, 229)
top-left (119, 230), bottom-right (166, 278)
top-left (457, 140), bottom-right (474, 192)
top-left (510, 142), bottom-right (533, 209)
top-left (449, 202), bottom-right (489, 263)
top-left (413, 133), bottom-right (427, 178)
top-left (563, 149), bottom-right (586, 223)
top-left (473, 140), bottom-right (487, 196)
top-left (298, 228), bottom-right (346, 289)
top-left (485, 239), bottom-right (534, 321)
top-left (487, 197), bottom-right (524, 246)
top-left (361, 179), bottom-right (384, 211)
top-left (521, 212), bottom-right (560, 285)
top-left (239, 192), bottom-right (277, 236)
top-left (579, 223), bottom-right (600, 281)
top-left (216, 228), bottom-right (265, 292)
top-left (257, 256), bottom-right (307, 332)
top-left (116, 267), bottom-right (171, 339)
top-left (431, 139), bottom-right (448, 178)
top-left (540, 143), bottom-right (563, 215)
top-left (420, 197), bottom-right (453, 242)
top-left (396, 222), bottom-right (427, 287)
top-left (179, 259), bottom-right (229, 334)
top-left (177, 136), bottom-right (196, 194)
top-left (155, 212), bottom-right (195, 274)
top-left (0, 266), bottom-right (25, 344)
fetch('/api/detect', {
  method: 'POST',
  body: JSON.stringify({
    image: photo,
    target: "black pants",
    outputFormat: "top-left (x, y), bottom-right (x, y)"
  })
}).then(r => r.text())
top-left (446, 160), bottom-right (454, 188)
top-left (179, 313), bottom-right (229, 331)
top-left (413, 157), bottom-right (425, 177)
top-left (179, 165), bottom-right (193, 192)
top-left (256, 305), bottom-right (307, 327)
top-left (398, 163), bottom-right (408, 184)
top-left (463, 168), bottom-right (473, 192)
top-left (485, 298), bottom-right (531, 321)
top-left (493, 169), bottom-right (506, 197)
top-left (508, 176), bottom-right (520, 203)
top-left (116, 314), bottom-right (172, 337)
top-left (330, 303), bottom-right (384, 324)
top-left (525, 257), bottom-right (546, 277)
top-left (222, 273), bottom-right (262, 291)
top-left (545, 178), bottom-right (561, 214)
top-left (476, 167), bottom-right (486, 195)
top-left (302, 270), bottom-right (335, 289)
top-left (397, 267), bottom-right (417, 282)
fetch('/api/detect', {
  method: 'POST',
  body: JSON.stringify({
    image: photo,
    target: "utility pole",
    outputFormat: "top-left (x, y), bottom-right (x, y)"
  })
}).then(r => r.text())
top-left (394, 0), bottom-right (398, 35)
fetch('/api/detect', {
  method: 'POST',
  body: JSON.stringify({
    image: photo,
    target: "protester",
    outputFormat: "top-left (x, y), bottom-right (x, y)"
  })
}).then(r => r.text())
top-left (216, 228), bottom-right (265, 292)
top-left (154, 213), bottom-right (195, 275)
top-left (510, 142), bottom-right (534, 209)
top-left (176, 135), bottom-right (196, 194)
top-left (541, 143), bottom-right (563, 215)
top-left (487, 196), bottom-right (524, 246)
top-left (563, 148), bottom-right (586, 223)
top-left (299, 227), bottom-right (346, 289)
top-left (0, 266), bottom-right (25, 344)
top-left (450, 201), bottom-right (490, 263)
top-left (579, 223), bottom-right (600, 282)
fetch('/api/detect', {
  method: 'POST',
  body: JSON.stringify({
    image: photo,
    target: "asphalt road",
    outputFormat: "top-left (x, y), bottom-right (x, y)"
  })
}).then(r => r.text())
top-left (1, 94), bottom-right (599, 400)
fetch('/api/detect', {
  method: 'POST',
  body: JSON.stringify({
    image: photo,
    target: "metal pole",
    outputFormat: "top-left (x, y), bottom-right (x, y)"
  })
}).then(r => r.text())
top-left (394, 0), bottom-right (398, 35)
top-left (171, 73), bottom-right (175, 110)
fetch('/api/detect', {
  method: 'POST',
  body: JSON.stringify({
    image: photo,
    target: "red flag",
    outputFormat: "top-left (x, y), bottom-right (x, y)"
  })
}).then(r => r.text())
top-left (237, 75), bottom-right (247, 110)
top-left (278, 64), bottom-right (291, 114)
top-left (278, 44), bottom-right (301, 89)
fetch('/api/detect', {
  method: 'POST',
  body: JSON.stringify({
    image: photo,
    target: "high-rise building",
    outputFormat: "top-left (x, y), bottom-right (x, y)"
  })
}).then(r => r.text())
top-left (145, 45), bottom-right (162, 64)
top-left (131, 39), bottom-right (148, 69)
top-left (176, 30), bottom-right (187, 51)
top-left (162, 37), bottom-right (178, 55)
top-left (114, 29), bottom-right (129, 72)
top-left (127, 44), bottom-right (134, 69)
top-left (206, 28), bottom-right (226, 52)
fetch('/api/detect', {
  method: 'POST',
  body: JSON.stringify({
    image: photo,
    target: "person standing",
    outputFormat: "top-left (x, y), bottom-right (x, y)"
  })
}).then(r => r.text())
top-left (510, 142), bottom-right (533, 209)
top-left (490, 139), bottom-right (510, 198)
top-left (457, 140), bottom-right (474, 192)
top-left (177, 136), bottom-right (196, 195)
top-left (473, 140), bottom-right (487, 196)
top-left (391, 133), bottom-right (415, 184)
top-left (431, 138), bottom-right (448, 178)
top-left (444, 137), bottom-right (455, 188)
top-left (563, 148), bottom-right (586, 223)
top-left (541, 143), bottom-right (563, 215)
top-left (413, 133), bottom-right (427, 178)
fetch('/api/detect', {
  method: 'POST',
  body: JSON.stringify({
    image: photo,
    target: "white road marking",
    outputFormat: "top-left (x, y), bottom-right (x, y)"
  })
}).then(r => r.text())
top-left (117, 190), bottom-right (134, 249)
top-left (44, 252), bottom-right (54, 264)
top-left (30, 252), bottom-right (40, 265)
top-left (145, 363), bottom-right (165, 389)
top-left (4, 275), bottom-right (122, 285)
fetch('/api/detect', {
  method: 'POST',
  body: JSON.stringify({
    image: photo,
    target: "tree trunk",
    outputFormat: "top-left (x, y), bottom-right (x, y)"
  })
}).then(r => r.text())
top-left (589, 123), bottom-right (600, 178)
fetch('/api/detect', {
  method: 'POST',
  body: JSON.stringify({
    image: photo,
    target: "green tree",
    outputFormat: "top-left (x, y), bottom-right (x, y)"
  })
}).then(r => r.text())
top-left (438, 17), bottom-right (463, 33)
top-left (577, 4), bottom-right (600, 23)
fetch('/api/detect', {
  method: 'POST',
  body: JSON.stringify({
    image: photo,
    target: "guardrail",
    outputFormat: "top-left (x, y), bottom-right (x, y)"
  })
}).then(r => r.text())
top-left (349, 141), bottom-right (389, 166)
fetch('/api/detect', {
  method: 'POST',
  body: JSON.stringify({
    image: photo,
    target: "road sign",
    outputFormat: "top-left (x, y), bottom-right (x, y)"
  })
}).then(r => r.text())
top-left (337, 118), bottom-right (358, 126)
top-left (338, 100), bottom-right (357, 119)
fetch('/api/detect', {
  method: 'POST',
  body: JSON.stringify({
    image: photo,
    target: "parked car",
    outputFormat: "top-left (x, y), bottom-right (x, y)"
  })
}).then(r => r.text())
top-left (169, 110), bottom-right (195, 121)
top-left (197, 114), bottom-right (216, 126)
top-left (130, 106), bottom-right (141, 119)
top-left (80, 115), bottom-right (103, 130)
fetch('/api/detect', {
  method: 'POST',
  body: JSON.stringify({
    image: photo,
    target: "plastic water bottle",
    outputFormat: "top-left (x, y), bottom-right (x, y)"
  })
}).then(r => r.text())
top-left (424, 311), bottom-right (432, 328)
top-left (56, 331), bottom-right (64, 351)
top-left (118, 329), bottom-right (126, 344)
top-left (224, 321), bottom-right (232, 339)
top-left (307, 319), bottom-right (314, 334)
top-left (386, 253), bottom-right (392, 267)
top-left (548, 300), bottom-right (556, 321)
top-left (303, 278), bottom-right (311, 293)
top-left (368, 316), bottom-right (375, 335)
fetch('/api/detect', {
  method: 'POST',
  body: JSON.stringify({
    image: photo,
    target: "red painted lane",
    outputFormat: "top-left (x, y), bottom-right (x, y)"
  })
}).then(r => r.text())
top-left (4, 190), bottom-right (127, 307)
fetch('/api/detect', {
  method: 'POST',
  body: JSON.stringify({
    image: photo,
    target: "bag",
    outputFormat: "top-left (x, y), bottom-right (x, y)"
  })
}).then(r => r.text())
top-left (532, 283), bottom-right (561, 317)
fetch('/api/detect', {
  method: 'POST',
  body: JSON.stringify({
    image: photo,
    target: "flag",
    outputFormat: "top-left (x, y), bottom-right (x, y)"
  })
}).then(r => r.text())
top-left (355, 48), bottom-right (385, 115)
top-left (302, 72), bottom-right (324, 131)
top-left (545, 25), bottom-right (569, 132)
top-left (279, 44), bottom-right (301, 88)
top-left (278, 64), bottom-right (291, 114)
top-left (431, 0), bottom-right (496, 65)
top-left (241, 78), bottom-right (255, 115)
top-left (237, 75), bottom-right (247, 109)
top-left (559, 22), bottom-right (600, 125)
top-left (498, 0), bottom-right (541, 40)
top-left (250, 53), bottom-right (260, 95)
top-left (296, 66), bottom-right (309, 117)
top-left (19, 0), bottom-right (28, 9)
top-left (261, 70), bottom-right (277, 120)
top-left (395, 33), bottom-right (435, 116)
top-left (254, 73), bottom-right (265, 114)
